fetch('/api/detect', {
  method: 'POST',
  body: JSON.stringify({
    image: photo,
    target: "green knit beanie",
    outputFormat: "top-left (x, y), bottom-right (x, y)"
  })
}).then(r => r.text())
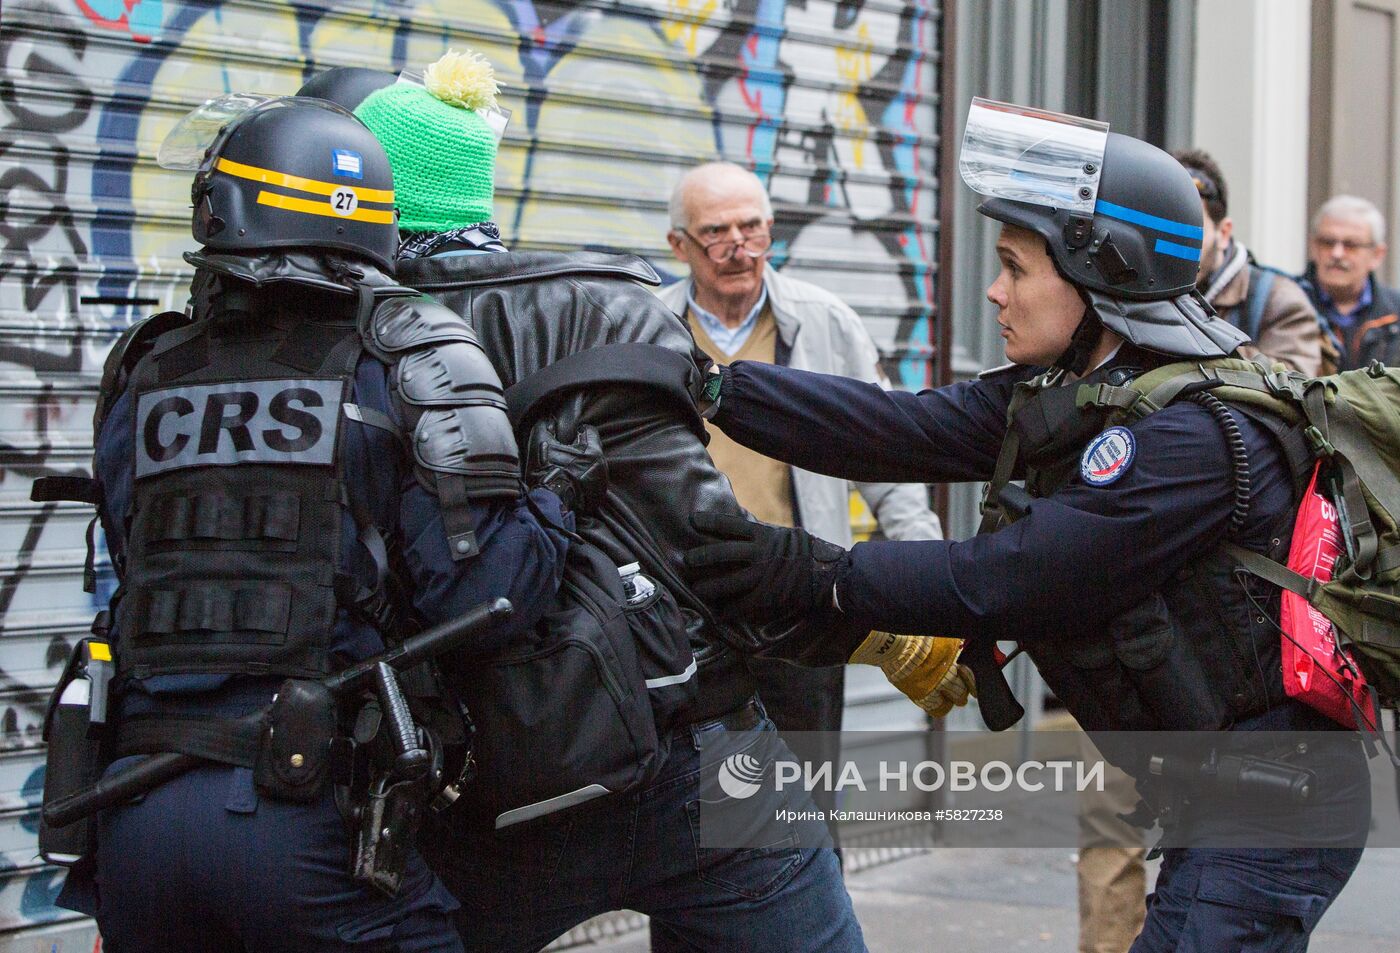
top-left (355, 51), bottom-right (499, 232)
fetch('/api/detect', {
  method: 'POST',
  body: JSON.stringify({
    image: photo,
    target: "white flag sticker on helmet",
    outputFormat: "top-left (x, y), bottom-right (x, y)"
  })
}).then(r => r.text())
top-left (332, 149), bottom-right (363, 179)
top-left (1080, 426), bottom-right (1136, 487)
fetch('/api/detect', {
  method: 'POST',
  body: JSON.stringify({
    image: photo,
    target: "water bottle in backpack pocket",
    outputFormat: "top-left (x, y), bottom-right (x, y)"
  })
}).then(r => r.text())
top-left (619, 562), bottom-right (699, 730)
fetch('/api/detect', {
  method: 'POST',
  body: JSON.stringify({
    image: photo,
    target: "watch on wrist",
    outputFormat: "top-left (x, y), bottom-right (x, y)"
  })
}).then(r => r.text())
top-left (700, 368), bottom-right (724, 420)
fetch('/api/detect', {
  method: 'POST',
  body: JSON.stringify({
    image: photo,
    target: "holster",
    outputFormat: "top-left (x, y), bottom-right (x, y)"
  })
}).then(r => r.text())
top-left (353, 776), bottom-right (421, 897)
top-left (253, 679), bottom-right (337, 803)
top-left (341, 691), bottom-right (446, 897)
top-left (39, 623), bottom-right (112, 868)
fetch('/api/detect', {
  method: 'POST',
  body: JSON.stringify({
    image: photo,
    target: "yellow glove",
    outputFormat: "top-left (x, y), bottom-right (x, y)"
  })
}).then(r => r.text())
top-left (848, 632), bottom-right (977, 718)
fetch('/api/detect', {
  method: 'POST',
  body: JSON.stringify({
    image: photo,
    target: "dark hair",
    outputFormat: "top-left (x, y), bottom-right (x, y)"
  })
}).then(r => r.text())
top-left (1170, 147), bottom-right (1228, 224)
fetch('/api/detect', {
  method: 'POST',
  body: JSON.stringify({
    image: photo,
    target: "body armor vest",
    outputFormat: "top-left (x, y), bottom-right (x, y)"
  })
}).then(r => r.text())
top-left (117, 307), bottom-right (359, 681)
top-left (108, 262), bottom-right (520, 685)
top-left (984, 360), bottom-right (1293, 739)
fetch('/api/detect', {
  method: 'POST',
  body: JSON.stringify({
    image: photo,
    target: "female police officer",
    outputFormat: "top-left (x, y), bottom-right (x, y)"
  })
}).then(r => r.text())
top-left (683, 101), bottom-right (1370, 951)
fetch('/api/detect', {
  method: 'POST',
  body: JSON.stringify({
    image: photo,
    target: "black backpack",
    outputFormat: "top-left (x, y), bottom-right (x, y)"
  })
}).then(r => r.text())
top-left (457, 344), bottom-right (705, 830)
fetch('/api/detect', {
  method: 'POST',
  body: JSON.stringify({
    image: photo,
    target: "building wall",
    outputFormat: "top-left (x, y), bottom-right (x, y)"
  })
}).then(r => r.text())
top-left (1193, 0), bottom-right (1312, 275)
top-left (1310, 0), bottom-right (1400, 284)
top-left (0, 1), bottom-right (947, 943)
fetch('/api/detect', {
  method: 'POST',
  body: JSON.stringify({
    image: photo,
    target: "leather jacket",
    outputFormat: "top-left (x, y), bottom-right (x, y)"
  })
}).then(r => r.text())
top-left (398, 250), bottom-right (759, 721)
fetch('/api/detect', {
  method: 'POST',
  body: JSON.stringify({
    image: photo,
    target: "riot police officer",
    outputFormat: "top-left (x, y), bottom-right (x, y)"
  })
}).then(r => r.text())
top-left (684, 101), bottom-right (1371, 951)
top-left (51, 97), bottom-right (570, 951)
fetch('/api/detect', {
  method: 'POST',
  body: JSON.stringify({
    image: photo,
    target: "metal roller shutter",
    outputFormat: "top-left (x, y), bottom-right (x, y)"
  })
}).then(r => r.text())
top-left (0, 1), bottom-right (945, 942)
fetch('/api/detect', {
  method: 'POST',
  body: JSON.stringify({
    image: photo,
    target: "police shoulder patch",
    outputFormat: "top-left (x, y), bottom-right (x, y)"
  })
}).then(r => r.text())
top-left (1080, 426), bottom-right (1136, 487)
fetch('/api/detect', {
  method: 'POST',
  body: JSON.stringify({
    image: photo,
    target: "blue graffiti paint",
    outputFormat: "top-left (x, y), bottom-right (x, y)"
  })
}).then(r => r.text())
top-left (90, 2), bottom-right (213, 315)
top-left (21, 868), bottom-right (67, 924)
top-left (21, 765), bottom-right (45, 835)
top-left (883, 0), bottom-right (935, 389)
top-left (738, 0), bottom-right (788, 182)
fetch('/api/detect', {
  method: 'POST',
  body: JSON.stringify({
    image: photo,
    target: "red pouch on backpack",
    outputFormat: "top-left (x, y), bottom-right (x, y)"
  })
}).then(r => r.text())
top-left (1278, 463), bottom-right (1377, 729)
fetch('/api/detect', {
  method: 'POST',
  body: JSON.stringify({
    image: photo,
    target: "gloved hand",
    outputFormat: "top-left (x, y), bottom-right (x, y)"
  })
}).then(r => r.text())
top-left (526, 421), bottom-right (608, 514)
top-left (849, 632), bottom-right (976, 718)
top-left (684, 511), bottom-right (848, 624)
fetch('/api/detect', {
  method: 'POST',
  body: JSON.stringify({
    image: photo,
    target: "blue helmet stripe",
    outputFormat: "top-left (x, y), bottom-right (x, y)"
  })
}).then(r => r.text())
top-left (1154, 238), bottom-right (1202, 262)
top-left (1096, 199), bottom-right (1204, 240)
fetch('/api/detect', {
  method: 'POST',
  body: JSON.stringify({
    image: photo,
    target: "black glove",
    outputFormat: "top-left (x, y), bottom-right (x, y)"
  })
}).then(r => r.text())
top-left (526, 421), bottom-right (608, 514)
top-left (683, 511), bottom-right (849, 625)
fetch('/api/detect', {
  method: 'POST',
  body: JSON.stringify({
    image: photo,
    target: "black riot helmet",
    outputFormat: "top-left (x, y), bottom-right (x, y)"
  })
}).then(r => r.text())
top-left (159, 95), bottom-right (398, 271)
top-left (296, 67), bottom-right (397, 113)
top-left (961, 98), bottom-right (1247, 362)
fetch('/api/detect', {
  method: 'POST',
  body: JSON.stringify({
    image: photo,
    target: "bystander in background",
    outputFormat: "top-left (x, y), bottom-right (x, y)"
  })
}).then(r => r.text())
top-left (1298, 195), bottom-right (1400, 371)
top-left (1173, 148), bottom-right (1326, 375)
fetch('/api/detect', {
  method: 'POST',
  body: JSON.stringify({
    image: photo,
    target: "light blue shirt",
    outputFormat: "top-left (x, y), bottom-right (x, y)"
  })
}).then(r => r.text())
top-left (687, 283), bottom-right (768, 356)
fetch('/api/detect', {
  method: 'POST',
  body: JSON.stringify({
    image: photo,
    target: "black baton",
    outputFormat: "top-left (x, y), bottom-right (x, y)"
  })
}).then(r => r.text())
top-left (44, 598), bottom-right (512, 830)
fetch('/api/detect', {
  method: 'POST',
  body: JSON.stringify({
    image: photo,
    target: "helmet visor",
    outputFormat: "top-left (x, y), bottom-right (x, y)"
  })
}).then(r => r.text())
top-left (157, 93), bottom-right (279, 170)
top-left (959, 98), bottom-right (1109, 215)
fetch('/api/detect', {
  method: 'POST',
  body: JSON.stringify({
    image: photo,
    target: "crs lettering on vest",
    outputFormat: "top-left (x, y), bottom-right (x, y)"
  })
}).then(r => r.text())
top-left (135, 379), bottom-right (344, 479)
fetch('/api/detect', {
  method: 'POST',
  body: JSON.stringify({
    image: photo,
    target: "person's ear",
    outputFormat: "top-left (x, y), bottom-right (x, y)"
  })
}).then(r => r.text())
top-left (1219, 217), bottom-right (1233, 244)
top-left (667, 229), bottom-right (685, 259)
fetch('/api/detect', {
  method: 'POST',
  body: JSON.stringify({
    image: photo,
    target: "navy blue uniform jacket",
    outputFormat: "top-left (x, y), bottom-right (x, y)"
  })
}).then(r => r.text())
top-left (714, 359), bottom-right (1294, 649)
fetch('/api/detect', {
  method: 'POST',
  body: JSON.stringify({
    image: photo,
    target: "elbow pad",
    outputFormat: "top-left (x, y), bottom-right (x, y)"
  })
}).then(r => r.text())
top-left (365, 294), bottom-right (521, 558)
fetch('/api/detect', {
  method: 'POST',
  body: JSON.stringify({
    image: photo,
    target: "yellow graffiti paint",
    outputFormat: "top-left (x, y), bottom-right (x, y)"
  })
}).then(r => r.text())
top-left (849, 490), bottom-right (877, 543)
top-left (660, 0), bottom-right (718, 57)
top-left (833, 23), bottom-right (874, 168)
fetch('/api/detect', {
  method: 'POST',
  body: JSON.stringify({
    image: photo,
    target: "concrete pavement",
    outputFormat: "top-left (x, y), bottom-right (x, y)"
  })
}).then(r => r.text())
top-left (573, 845), bottom-right (1400, 952)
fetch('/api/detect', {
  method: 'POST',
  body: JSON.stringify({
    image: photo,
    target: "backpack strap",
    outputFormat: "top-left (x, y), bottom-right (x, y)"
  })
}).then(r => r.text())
top-left (1222, 540), bottom-right (1316, 598)
top-left (1243, 266), bottom-right (1276, 342)
top-left (503, 343), bottom-right (705, 439)
top-left (1303, 381), bottom-right (1385, 576)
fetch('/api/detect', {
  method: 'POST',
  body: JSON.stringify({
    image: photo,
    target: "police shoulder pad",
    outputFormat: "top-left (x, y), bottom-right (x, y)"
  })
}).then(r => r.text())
top-left (368, 294), bottom-right (476, 355)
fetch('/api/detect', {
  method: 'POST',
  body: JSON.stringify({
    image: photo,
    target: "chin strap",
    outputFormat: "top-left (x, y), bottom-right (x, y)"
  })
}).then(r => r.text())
top-left (1053, 295), bottom-right (1104, 376)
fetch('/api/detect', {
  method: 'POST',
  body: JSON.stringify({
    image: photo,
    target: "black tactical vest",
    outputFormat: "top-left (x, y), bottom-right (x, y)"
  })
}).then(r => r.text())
top-left (107, 261), bottom-right (520, 686)
top-left (984, 359), bottom-right (1293, 738)
top-left (116, 300), bottom-right (360, 681)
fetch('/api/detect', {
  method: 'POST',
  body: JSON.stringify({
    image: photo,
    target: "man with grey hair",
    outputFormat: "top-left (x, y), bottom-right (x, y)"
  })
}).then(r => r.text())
top-left (1299, 194), bottom-right (1400, 370)
top-left (658, 161), bottom-right (949, 818)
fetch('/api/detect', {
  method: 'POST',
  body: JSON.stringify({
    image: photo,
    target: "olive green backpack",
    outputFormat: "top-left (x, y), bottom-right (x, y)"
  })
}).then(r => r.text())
top-left (1078, 358), bottom-right (1400, 709)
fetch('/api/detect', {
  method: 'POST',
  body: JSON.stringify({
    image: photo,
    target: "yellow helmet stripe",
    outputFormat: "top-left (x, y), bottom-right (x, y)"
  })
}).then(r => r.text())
top-left (256, 190), bottom-right (396, 225)
top-left (216, 157), bottom-right (394, 204)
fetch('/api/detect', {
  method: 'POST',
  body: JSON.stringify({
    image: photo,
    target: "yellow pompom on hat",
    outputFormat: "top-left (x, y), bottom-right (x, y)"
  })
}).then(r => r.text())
top-left (355, 49), bottom-right (500, 231)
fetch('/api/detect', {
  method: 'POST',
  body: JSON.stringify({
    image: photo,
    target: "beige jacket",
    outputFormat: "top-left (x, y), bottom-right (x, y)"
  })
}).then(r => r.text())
top-left (1205, 244), bottom-right (1329, 375)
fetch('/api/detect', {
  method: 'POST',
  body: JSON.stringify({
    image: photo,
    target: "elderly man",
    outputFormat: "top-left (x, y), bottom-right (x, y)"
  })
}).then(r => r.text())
top-left (1299, 195), bottom-right (1400, 370)
top-left (1172, 148), bottom-right (1324, 375)
top-left (659, 161), bottom-right (945, 806)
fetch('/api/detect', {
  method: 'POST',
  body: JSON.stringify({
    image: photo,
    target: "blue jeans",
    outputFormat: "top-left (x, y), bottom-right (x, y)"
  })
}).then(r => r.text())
top-left (60, 762), bottom-right (463, 953)
top-left (1131, 847), bottom-right (1364, 952)
top-left (422, 703), bottom-right (867, 952)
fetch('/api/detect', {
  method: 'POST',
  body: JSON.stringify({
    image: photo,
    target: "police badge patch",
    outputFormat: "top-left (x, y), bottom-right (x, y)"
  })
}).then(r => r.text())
top-left (1080, 426), bottom-right (1136, 486)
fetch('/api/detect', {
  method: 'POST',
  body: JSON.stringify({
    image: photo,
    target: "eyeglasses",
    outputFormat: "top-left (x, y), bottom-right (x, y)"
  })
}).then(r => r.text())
top-left (677, 225), bottom-right (772, 263)
top-left (1312, 235), bottom-right (1377, 253)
